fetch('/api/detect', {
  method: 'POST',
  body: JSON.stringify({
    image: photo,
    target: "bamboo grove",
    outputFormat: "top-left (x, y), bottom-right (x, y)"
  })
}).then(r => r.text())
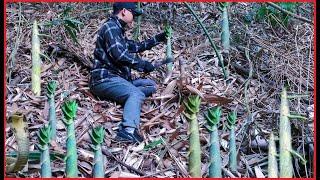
top-left (5, 3), bottom-right (313, 178)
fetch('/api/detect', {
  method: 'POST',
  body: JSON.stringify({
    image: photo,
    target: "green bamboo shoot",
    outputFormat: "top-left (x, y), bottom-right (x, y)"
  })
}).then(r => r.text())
top-left (219, 2), bottom-right (230, 53)
top-left (163, 22), bottom-right (173, 84)
top-left (32, 20), bottom-right (41, 96)
top-left (205, 106), bottom-right (222, 177)
top-left (90, 126), bottom-right (105, 178)
top-left (47, 81), bottom-right (57, 140)
top-left (38, 124), bottom-right (52, 177)
top-left (62, 100), bottom-right (78, 177)
top-left (133, 2), bottom-right (141, 41)
top-left (184, 2), bottom-right (228, 80)
top-left (183, 95), bottom-right (201, 177)
top-left (268, 132), bottom-right (278, 178)
top-left (227, 111), bottom-right (237, 172)
top-left (279, 87), bottom-right (293, 177)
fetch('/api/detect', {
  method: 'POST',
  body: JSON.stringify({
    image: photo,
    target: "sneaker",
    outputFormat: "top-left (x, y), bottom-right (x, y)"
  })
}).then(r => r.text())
top-left (116, 129), bottom-right (144, 143)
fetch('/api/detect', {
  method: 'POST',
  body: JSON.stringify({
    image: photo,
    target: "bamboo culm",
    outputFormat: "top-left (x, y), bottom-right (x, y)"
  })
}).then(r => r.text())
top-left (209, 126), bottom-right (222, 177)
top-left (90, 126), bottom-right (105, 178)
top-left (62, 100), bottom-right (79, 177)
top-left (183, 95), bottom-right (202, 177)
top-left (47, 81), bottom-right (57, 140)
top-left (40, 144), bottom-right (52, 177)
top-left (227, 111), bottom-right (237, 172)
top-left (38, 124), bottom-right (52, 177)
top-left (206, 106), bottom-right (222, 177)
top-left (219, 3), bottom-right (230, 53)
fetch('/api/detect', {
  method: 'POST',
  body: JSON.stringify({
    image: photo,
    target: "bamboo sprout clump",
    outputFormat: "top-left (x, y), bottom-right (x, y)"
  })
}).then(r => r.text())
top-left (183, 95), bottom-right (202, 177)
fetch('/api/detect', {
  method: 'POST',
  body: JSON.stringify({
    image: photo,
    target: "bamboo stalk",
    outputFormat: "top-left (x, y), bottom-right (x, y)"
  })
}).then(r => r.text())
top-left (38, 125), bottom-right (52, 177)
top-left (163, 22), bottom-right (173, 84)
top-left (183, 95), bottom-right (202, 177)
top-left (90, 126), bottom-right (105, 178)
top-left (206, 107), bottom-right (222, 177)
top-left (184, 2), bottom-right (228, 80)
top-left (227, 111), bottom-right (237, 173)
top-left (279, 87), bottom-right (293, 177)
top-left (62, 100), bottom-right (79, 177)
top-left (219, 2), bottom-right (230, 53)
top-left (47, 81), bottom-right (57, 140)
top-left (268, 132), bottom-right (278, 178)
top-left (133, 2), bottom-right (141, 41)
top-left (32, 20), bottom-right (41, 96)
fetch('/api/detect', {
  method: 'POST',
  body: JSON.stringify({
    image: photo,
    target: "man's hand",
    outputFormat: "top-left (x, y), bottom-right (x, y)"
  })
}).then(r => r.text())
top-left (153, 57), bottom-right (174, 69)
top-left (143, 61), bottom-right (155, 73)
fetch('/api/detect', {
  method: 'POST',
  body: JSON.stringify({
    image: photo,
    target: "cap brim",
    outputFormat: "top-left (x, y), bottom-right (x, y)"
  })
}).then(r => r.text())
top-left (133, 9), bottom-right (143, 16)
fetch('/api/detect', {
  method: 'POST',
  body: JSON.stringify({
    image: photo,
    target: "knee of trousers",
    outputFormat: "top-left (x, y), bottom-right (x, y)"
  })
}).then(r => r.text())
top-left (129, 90), bottom-right (146, 100)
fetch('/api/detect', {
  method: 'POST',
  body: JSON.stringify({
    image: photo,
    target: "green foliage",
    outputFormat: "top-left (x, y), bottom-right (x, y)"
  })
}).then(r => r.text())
top-left (164, 22), bottom-right (173, 39)
top-left (205, 106), bottom-right (222, 127)
top-left (62, 100), bottom-right (78, 123)
top-left (218, 2), bottom-right (229, 11)
top-left (255, 3), bottom-right (298, 27)
top-left (227, 111), bottom-right (237, 127)
top-left (47, 80), bottom-right (57, 96)
top-left (38, 124), bottom-right (51, 147)
top-left (144, 138), bottom-right (164, 151)
top-left (44, 6), bottom-right (83, 44)
top-left (183, 95), bottom-right (201, 118)
top-left (90, 126), bottom-right (105, 146)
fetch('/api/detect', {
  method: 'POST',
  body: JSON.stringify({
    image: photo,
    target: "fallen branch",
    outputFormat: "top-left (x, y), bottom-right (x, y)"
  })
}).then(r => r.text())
top-left (266, 2), bottom-right (313, 25)
top-left (101, 147), bottom-right (146, 176)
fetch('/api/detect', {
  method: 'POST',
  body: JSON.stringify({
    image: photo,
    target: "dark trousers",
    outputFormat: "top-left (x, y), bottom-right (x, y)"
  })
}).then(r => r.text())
top-left (90, 76), bottom-right (157, 129)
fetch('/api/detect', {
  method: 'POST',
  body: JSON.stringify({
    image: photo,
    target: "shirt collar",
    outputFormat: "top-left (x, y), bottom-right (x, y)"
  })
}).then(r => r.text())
top-left (110, 15), bottom-right (127, 32)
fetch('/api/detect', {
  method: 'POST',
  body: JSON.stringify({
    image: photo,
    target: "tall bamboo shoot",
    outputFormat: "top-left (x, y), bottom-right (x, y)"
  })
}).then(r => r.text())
top-left (183, 95), bottom-right (201, 177)
top-left (205, 106), bottom-right (222, 177)
top-left (62, 100), bottom-right (78, 177)
top-left (32, 20), bottom-right (41, 96)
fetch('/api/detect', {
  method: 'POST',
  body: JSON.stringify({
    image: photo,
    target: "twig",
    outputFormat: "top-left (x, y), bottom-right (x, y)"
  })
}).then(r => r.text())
top-left (101, 147), bottom-right (146, 176)
top-left (7, 3), bottom-right (22, 83)
top-left (184, 2), bottom-right (228, 80)
top-left (162, 138), bottom-right (189, 177)
top-left (266, 2), bottom-right (313, 25)
top-left (244, 48), bottom-right (253, 114)
top-left (222, 167), bottom-right (236, 178)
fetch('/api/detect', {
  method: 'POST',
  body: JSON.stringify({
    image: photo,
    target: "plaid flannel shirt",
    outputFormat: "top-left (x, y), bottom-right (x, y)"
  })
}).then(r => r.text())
top-left (90, 15), bottom-right (166, 87)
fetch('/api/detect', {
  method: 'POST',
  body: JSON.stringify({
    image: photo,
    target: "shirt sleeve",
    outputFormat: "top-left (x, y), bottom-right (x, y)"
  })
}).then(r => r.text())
top-left (126, 33), bottom-right (166, 53)
top-left (104, 23), bottom-right (145, 72)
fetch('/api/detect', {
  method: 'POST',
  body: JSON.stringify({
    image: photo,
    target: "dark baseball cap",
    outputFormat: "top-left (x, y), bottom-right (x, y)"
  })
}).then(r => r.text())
top-left (113, 2), bottom-right (143, 17)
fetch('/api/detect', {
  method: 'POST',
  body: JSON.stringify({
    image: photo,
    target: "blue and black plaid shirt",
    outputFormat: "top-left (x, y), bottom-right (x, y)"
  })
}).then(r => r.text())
top-left (90, 15), bottom-right (166, 87)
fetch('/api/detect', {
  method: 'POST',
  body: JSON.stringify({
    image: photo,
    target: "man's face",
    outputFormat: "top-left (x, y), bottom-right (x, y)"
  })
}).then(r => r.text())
top-left (121, 8), bottom-right (134, 26)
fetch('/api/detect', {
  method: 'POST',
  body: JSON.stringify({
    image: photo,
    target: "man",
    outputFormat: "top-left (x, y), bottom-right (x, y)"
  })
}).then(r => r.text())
top-left (89, 2), bottom-right (170, 143)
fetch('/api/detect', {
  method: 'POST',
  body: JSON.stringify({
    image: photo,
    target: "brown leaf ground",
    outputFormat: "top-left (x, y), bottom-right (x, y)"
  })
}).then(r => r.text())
top-left (5, 2), bottom-right (314, 178)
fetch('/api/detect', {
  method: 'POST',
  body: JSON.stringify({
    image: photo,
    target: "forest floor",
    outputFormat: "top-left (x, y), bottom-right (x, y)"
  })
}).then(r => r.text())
top-left (5, 2), bottom-right (315, 178)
